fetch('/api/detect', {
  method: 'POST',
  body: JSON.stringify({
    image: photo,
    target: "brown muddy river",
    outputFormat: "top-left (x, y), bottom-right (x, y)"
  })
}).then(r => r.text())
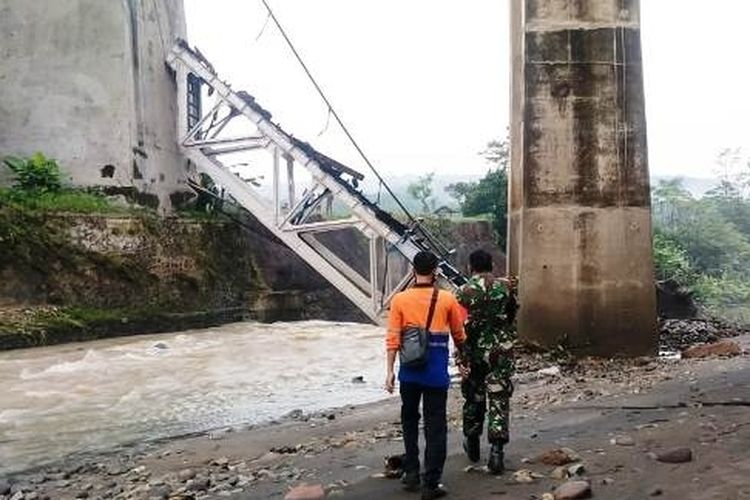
top-left (0, 321), bottom-right (392, 474)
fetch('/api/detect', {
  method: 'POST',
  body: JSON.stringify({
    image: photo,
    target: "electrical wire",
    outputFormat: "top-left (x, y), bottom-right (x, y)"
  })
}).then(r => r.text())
top-left (259, 0), bottom-right (417, 226)
top-left (317, 108), bottom-right (332, 137)
top-left (255, 11), bottom-right (272, 41)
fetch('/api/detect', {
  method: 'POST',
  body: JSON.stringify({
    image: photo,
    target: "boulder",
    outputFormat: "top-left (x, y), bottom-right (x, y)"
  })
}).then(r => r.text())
top-left (554, 480), bottom-right (592, 499)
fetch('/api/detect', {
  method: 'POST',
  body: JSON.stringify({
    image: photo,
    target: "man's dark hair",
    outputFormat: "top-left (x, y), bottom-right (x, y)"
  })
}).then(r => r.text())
top-left (469, 249), bottom-right (493, 273)
top-left (413, 251), bottom-right (438, 276)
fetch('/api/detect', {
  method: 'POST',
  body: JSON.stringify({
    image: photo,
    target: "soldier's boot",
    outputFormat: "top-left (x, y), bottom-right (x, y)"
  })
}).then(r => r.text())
top-left (401, 471), bottom-right (420, 493)
top-left (463, 435), bottom-right (480, 462)
top-left (421, 484), bottom-right (448, 500)
top-left (487, 443), bottom-right (505, 475)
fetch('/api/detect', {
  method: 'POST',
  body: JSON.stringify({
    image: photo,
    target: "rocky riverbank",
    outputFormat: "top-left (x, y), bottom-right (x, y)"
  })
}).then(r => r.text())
top-left (1, 324), bottom-right (746, 500)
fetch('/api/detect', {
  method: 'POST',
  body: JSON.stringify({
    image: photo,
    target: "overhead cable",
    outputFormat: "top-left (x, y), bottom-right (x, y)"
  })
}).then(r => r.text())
top-left (259, 0), bottom-right (417, 225)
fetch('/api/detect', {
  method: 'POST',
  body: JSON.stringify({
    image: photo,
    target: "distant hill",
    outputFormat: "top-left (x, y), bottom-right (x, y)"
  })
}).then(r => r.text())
top-left (651, 175), bottom-right (719, 198)
top-left (366, 173), bottom-right (721, 214)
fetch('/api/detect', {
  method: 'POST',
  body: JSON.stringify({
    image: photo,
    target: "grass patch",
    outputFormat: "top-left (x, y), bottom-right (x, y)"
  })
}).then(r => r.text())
top-left (0, 188), bottom-right (132, 214)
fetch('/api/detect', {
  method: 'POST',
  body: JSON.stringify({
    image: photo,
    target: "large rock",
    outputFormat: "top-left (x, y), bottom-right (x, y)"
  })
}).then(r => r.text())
top-left (0, 480), bottom-right (10, 495)
top-left (682, 340), bottom-right (741, 359)
top-left (554, 480), bottom-right (592, 499)
top-left (285, 483), bottom-right (325, 500)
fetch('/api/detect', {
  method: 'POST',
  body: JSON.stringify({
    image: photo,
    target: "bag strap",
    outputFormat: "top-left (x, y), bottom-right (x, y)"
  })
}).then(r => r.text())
top-left (425, 288), bottom-right (439, 332)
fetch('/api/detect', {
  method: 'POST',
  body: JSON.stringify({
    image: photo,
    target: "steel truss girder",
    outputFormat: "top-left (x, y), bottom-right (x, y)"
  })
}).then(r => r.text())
top-left (168, 42), bottom-right (439, 322)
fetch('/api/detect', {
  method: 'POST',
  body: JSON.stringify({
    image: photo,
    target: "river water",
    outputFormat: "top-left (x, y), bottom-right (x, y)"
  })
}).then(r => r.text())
top-left (0, 321), bottom-right (392, 475)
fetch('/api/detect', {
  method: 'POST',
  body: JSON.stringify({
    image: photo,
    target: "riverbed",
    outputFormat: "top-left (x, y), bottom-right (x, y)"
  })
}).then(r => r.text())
top-left (0, 321), bottom-right (390, 475)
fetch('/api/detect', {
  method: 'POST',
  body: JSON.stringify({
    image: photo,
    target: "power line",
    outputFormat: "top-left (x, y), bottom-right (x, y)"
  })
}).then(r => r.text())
top-left (259, 0), bottom-right (417, 225)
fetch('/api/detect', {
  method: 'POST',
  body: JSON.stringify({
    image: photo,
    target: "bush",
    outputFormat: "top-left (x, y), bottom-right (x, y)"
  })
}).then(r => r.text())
top-left (691, 274), bottom-right (750, 323)
top-left (3, 153), bottom-right (63, 193)
top-left (653, 230), bottom-right (694, 284)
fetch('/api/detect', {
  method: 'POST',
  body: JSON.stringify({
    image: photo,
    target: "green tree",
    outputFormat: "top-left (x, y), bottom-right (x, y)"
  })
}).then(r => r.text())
top-left (651, 175), bottom-right (750, 321)
top-left (652, 229), bottom-right (694, 284)
top-left (407, 172), bottom-right (435, 214)
top-left (446, 138), bottom-right (509, 247)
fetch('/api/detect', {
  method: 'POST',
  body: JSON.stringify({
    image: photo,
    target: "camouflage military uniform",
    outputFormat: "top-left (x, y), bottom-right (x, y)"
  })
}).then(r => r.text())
top-left (457, 274), bottom-right (518, 445)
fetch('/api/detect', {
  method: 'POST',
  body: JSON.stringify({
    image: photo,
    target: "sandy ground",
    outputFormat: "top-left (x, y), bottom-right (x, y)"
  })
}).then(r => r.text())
top-left (3, 336), bottom-right (749, 500)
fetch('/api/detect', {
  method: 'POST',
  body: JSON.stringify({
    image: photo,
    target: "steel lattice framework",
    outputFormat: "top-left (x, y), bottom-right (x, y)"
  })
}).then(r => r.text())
top-left (167, 41), bottom-right (466, 322)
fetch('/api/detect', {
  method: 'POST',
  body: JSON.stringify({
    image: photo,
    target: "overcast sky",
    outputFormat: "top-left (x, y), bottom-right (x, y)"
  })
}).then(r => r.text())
top-left (184, 0), bottom-right (750, 179)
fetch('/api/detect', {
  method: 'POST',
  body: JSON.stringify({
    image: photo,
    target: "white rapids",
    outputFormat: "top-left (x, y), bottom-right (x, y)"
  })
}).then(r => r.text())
top-left (0, 321), bottom-right (392, 474)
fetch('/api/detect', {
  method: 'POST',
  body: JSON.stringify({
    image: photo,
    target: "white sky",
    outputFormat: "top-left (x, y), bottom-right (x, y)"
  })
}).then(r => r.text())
top-left (184, 0), bottom-right (750, 179)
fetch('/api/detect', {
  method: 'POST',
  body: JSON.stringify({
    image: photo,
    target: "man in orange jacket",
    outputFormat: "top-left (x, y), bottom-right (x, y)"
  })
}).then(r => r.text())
top-left (385, 251), bottom-right (467, 500)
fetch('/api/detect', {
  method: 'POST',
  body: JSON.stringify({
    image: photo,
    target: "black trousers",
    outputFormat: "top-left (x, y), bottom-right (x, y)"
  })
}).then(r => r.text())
top-left (400, 381), bottom-right (448, 488)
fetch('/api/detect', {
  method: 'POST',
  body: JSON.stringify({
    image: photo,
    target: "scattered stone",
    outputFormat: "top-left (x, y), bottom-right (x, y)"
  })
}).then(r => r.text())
top-left (535, 448), bottom-right (578, 466)
top-left (207, 428), bottom-right (233, 440)
top-left (512, 469), bottom-right (536, 483)
top-left (130, 466), bottom-right (148, 476)
top-left (178, 469), bottom-right (197, 482)
top-left (463, 465), bottom-right (488, 474)
top-left (75, 491), bottom-right (89, 499)
top-left (649, 487), bottom-right (663, 496)
top-left (256, 469), bottom-right (278, 481)
top-left (542, 494), bottom-right (555, 500)
top-left (351, 376), bottom-right (365, 384)
top-left (384, 454), bottom-right (404, 479)
top-left (682, 340), bottom-right (741, 359)
top-left (660, 318), bottom-right (747, 351)
top-left (9, 492), bottom-right (24, 500)
top-left (284, 409), bottom-right (305, 420)
top-left (601, 477), bottom-right (615, 485)
top-left (271, 444), bottom-right (304, 454)
top-left (655, 448), bottom-right (693, 464)
top-left (153, 342), bottom-right (169, 350)
top-left (551, 466), bottom-right (569, 480)
top-left (107, 465), bottom-right (126, 476)
top-left (635, 423), bottom-right (658, 431)
top-left (611, 435), bottom-right (635, 446)
top-left (538, 366), bottom-right (562, 377)
top-left (10, 484), bottom-right (28, 495)
top-left (186, 478), bottom-right (210, 492)
top-left (567, 463), bottom-right (585, 476)
top-left (25, 492), bottom-right (39, 500)
top-left (284, 483), bottom-right (325, 500)
top-left (554, 480), bottom-right (592, 499)
top-left (148, 484), bottom-right (172, 499)
top-left (0, 481), bottom-right (10, 495)
top-left (326, 414), bottom-right (336, 421)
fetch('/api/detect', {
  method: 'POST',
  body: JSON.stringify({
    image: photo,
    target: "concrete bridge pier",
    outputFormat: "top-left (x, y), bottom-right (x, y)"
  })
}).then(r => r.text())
top-left (509, 0), bottom-right (657, 356)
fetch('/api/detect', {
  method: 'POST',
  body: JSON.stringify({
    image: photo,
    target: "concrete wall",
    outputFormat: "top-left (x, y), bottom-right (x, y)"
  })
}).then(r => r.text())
top-left (512, 0), bottom-right (657, 356)
top-left (0, 0), bottom-right (188, 210)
